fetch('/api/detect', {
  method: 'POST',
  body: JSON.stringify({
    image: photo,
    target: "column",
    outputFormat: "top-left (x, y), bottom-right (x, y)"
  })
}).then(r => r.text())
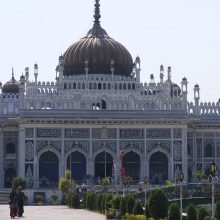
top-left (182, 127), bottom-right (188, 181)
top-left (33, 128), bottom-right (38, 188)
top-left (18, 126), bottom-right (25, 177)
top-left (60, 127), bottom-right (65, 177)
top-left (0, 129), bottom-right (3, 188)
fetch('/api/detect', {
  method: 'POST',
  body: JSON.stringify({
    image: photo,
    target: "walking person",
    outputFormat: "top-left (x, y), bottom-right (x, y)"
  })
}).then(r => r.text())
top-left (9, 188), bottom-right (17, 219)
top-left (16, 186), bottom-right (25, 217)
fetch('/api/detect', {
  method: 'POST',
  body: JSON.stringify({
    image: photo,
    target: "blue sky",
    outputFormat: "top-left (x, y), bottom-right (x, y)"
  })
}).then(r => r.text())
top-left (0, 0), bottom-right (219, 102)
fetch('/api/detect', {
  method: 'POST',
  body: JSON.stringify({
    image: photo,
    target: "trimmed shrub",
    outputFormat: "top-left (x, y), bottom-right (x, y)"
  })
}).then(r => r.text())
top-left (112, 195), bottom-right (121, 210)
top-left (197, 207), bottom-right (209, 220)
top-left (11, 177), bottom-right (27, 190)
top-left (120, 197), bottom-right (127, 216)
top-left (144, 202), bottom-right (150, 219)
top-left (126, 196), bottom-right (136, 214)
top-left (216, 200), bottom-right (220, 220)
top-left (186, 204), bottom-right (197, 220)
top-left (168, 203), bottom-right (180, 220)
top-left (66, 191), bottom-right (73, 207)
top-left (105, 194), bottom-right (113, 213)
top-left (101, 194), bottom-right (107, 213)
top-left (71, 193), bottom-right (80, 209)
top-left (148, 188), bottom-right (168, 220)
top-left (133, 201), bottom-right (144, 215)
top-left (96, 194), bottom-right (103, 212)
top-left (204, 216), bottom-right (212, 220)
top-left (83, 192), bottom-right (88, 208)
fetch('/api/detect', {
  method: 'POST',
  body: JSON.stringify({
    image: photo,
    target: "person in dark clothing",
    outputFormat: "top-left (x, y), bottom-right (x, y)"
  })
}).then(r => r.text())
top-left (16, 186), bottom-right (25, 217)
top-left (9, 188), bottom-right (17, 219)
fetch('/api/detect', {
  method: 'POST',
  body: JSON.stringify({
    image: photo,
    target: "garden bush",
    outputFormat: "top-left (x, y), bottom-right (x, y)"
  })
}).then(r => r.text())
top-left (126, 196), bottom-right (136, 214)
top-left (186, 204), bottom-right (197, 220)
top-left (112, 195), bottom-right (121, 210)
top-left (11, 177), bottom-right (27, 190)
top-left (197, 207), bottom-right (209, 220)
top-left (66, 191), bottom-right (73, 207)
top-left (120, 196), bottom-right (127, 216)
top-left (168, 203), bottom-right (180, 220)
top-left (71, 193), bottom-right (80, 209)
top-left (96, 194), bottom-right (103, 212)
top-left (133, 201), bottom-right (144, 215)
top-left (144, 202), bottom-right (150, 219)
top-left (204, 216), bottom-right (212, 220)
top-left (216, 200), bottom-right (220, 220)
top-left (105, 194), bottom-right (113, 213)
top-left (148, 188), bottom-right (168, 220)
top-left (101, 194), bottom-right (107, 213)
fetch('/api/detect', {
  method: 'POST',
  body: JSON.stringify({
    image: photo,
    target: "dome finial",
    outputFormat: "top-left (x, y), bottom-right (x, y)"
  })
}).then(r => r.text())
top-left (12, 67), bottom-right (14, 78)
top-left (94, 0), bottom-right (101, 24)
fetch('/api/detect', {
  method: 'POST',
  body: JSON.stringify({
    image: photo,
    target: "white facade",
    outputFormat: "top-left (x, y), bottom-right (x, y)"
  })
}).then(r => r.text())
top-left (0, 0), bottom-right (220, 189)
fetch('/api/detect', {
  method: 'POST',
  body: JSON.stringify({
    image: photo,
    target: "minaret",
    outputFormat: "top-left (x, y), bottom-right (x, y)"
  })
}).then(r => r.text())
top-left (58, 55), bottom-right (64, 83)
top-left (25, 67), bottom-right (29, 83)
top-left (110, 59), bottom-right (115, 89)
top-left (84, 59), bottom-right (89, 89)
top-left (181, 77), bottom-right (188, 110)
top-left (135, 56), bottom-right (141, 83)
top-left (167, 66), bottom-right (171, 81)
top-left (34, 64), bottom-right (38, 84)
top-left (160, 65), bottom-right (164, 83)
top-left (194, 84), bottom-right (200, 115)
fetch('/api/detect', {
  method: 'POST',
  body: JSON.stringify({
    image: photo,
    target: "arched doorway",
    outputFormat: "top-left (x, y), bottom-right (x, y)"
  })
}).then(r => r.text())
top-left (39, 151), bottom-right (59, 186)
top-left (4, 168), bottom-right (16, 188)
top-left (67, 151), bottom-right (86, 182)
top-left (6, 143), bottom-right (16, 154)
top-left (149, 152), bottom-right (168, 184)
top-left (122, 151), bottom-right (140, 181)
top-left (95, 151), bottom-right (113, 179)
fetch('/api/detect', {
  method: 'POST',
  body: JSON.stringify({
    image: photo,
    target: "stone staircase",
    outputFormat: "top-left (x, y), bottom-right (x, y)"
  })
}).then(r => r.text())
top-left (0, 189), bottom-right (11, 204)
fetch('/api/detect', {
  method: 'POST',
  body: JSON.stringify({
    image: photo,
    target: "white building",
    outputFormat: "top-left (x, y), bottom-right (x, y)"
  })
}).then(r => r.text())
top-left (0, 0), bottom-right (219, 188)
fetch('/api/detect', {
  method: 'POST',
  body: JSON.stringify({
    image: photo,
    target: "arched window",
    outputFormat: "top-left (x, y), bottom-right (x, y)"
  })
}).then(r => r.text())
top-left (123, 83), bottom-right (126, 90)
top-left (128, 83), bottom-right (131, 90)
top-left (78, 83), bottom-right (81, 89)
top-left (98, 83), bottom-right (102, 90)
top-left (64, 83), bottom-right (67, 89)
top-left (132, 83), bottom-right (135, 90)
top-left (68, 82), bottom-right (72, 89)
top-left (107, 83), bottom-right (111, 90)
top-left (119, 83), bottom-right (122, 90)
top-left (6, 143), bottom-right (16, 154)
top-left (93, 83), bottom-right (97, 90)
top-left (205, 144), bottom-right (213, 157)
top-left (82, 83), bottom-right (85, 89)
top-left (73, 83), bottom-right (76, 89)
top-left (89, 83), bottom-right (92, 89)
top-left (102, 100), bottom-right (106, 110)
top-left (114, 83), bottom-right (117, 90)
top-left (103, 83), bottom-right (106, 90)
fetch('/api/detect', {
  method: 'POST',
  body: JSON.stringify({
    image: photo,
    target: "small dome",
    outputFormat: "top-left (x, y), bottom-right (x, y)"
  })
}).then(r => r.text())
top-left (63, 0), bottom-right (133, 77)
top-left (2, 75), bottom-right (19, 93)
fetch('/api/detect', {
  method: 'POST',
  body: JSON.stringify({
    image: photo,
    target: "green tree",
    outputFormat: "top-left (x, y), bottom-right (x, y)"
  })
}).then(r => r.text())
top-left (105, 194), bottom-right (113, 213)
top-left (148, 188), bottom-right (168, 220)
top-left (145, 202), bottom-right (151, 219)
top-left (168, 203), bottom-right (180, 220)
top-left (11, 177), bottom-right (27, 189)
top-left (120, 197), bottom-right (127, 216)
top-left (112, 195), bottom-right (121, 210)
top-left (197, 207), bottom-right (209, 220)
top-left (126, 196), bottom-right (135, 214)
top-left (133, 201), bottom-right (144, 215)
top-left (216, 200), bottom-right (220, 220)
top-left (186, 204), bottom-right (197, 220)
top-left (59, 170), bottom-right (75, 195)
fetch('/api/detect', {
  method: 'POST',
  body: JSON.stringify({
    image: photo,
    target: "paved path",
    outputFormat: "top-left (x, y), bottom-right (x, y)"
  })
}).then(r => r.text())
top-left (0, 205), bottom-right (105, 220)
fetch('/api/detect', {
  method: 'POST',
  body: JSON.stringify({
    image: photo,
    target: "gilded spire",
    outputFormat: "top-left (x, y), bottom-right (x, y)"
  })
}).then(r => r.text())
top-left (94, 0), bottom-right (101, 24)
top-left (12, 67), bottom-right (14, 78)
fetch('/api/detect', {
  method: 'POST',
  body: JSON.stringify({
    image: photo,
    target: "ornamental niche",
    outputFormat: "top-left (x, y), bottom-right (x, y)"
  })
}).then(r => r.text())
top-left (64, 140), bottom-right (89, 155)
top-left (25, 140), bottom-right (34, 161)
top-left (36, 129), bottom-right (61, 138)
top-left (146, 129), bottom-right (171, 139)
top-left (65, 128), bottom-right (89, 138)
top-left (120, 141), bottom-right (144, 154)
top-left (120, 129), bottom-right (144, 139)
top-left (36, 140), bottom-right (62, 154)
top-left (146, 140), bottom-right (171, 154)
top-left (25, 128), bottom-right (34, 138)
top-left (93, 141), bottom-right (117, 155)
top-left (173, 141), bottom-right (182, 162)
top-left (173, 128), bottom-right (182, 139)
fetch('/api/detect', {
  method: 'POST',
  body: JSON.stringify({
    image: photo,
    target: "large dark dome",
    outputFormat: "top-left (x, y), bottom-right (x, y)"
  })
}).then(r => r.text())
top-left (63, 0), bottom-right (133, 77)
top-left (2, 73), bottom-right (19, 94)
